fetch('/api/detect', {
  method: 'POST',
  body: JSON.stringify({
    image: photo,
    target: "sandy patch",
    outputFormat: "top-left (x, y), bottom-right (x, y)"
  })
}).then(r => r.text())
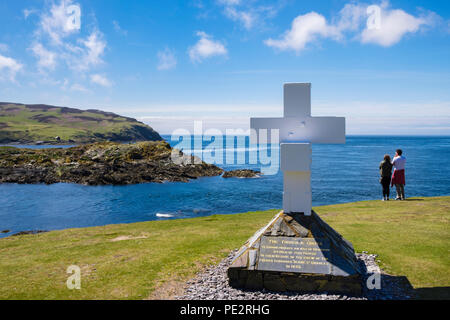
top-left (110, 234), bottom-right (148, 242)
top-left (146, 279), bottom-right (188, 300)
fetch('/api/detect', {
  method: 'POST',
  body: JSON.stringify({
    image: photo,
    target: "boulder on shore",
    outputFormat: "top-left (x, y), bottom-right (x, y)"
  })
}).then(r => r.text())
top-left (222, 169), bottom-right (261, 178)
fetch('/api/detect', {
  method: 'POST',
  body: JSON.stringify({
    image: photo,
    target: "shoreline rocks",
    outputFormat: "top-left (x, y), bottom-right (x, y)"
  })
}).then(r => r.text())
top-left (222, 169), bottom-right (261, 178)
top-left (12, 230), bottom-right (48, 237)
top-left (1, 140), bottom-right (76, 146)
top-left (0, 141), bottom-right (224, 185)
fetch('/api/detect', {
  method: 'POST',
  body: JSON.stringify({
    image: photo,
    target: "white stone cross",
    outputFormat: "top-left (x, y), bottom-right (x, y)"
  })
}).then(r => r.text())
top-left (251, 83), bottom-right (345, 215)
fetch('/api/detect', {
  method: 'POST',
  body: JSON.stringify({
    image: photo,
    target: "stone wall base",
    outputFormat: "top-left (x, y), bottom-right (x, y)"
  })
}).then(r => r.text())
top-left (228, 269), bottom-right (362, 296)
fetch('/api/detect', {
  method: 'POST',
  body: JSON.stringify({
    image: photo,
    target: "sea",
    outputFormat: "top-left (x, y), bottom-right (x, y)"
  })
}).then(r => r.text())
top-left (0, 135), bottom-right (449, 237)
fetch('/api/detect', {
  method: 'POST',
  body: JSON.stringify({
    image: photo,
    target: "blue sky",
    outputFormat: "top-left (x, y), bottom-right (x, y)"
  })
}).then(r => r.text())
top-left (0, 0), bottom-right (449, 134)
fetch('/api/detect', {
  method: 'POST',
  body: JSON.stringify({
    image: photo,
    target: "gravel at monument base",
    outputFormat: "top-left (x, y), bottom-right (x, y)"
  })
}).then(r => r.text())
top-left (176, 251), bottom-right (415, 300)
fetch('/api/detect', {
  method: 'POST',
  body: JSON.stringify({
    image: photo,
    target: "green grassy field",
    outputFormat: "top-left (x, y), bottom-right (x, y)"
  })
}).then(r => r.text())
top-left (0, 103), bottom-right (161, 143)
top-left (0, 196), bottom-right (448, 300)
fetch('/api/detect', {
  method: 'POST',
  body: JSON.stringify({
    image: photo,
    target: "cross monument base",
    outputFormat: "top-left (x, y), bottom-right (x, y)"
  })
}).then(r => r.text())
top-left (227, 211), bottom-right (362, 295)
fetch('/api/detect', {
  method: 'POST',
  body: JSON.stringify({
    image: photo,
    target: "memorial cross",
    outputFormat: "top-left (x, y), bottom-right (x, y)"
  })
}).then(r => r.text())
top-left (251, 83), bottom-right (345, 215)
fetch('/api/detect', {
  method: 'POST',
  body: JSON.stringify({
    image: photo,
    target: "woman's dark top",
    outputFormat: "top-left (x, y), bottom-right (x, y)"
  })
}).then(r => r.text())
top-left (379, 160), bottom-right (393, 178)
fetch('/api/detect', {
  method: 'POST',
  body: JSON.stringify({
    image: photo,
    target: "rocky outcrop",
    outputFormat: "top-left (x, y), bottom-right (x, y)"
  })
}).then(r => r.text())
top-left (0, 141), bottom-right (224, 185)
top-left (222, 169), bottom-right (261, 178)
top-left (12, 230), bottom-right (47, 236)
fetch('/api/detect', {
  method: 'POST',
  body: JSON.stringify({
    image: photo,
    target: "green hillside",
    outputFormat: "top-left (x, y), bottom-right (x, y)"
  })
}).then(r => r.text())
top-left (0, 103), bottom-right (162, 144)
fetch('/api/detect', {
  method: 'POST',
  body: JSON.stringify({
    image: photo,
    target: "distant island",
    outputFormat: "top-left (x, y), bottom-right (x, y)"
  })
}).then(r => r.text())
top-left (0, 102), bottom-right (162, 144)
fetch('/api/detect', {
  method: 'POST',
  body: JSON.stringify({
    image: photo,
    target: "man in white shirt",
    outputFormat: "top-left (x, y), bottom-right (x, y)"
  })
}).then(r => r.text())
top-left (391, 149), bottom-right (406, 200)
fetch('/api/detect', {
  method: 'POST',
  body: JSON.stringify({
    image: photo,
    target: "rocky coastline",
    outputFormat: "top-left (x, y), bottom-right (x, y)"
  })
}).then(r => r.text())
top-left (0, 141), bottom-right (224, 185)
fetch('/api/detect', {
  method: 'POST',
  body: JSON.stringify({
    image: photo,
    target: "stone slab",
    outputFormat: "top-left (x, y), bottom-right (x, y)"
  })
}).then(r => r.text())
top-left (257, 236), bottom-right (332, 274)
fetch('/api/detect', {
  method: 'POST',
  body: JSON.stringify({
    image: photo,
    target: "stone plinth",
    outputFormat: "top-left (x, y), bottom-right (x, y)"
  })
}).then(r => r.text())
top-left (227, 211), bottom-right (362, 295)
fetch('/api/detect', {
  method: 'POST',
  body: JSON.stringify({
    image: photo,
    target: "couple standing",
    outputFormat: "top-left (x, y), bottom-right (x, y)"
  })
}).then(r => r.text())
top-left (379, 149), bottom-right (406, 201)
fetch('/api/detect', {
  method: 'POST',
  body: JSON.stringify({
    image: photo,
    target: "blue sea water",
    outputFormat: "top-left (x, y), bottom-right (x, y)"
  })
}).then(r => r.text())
top-left (0, 136), bottom-right (449, 237)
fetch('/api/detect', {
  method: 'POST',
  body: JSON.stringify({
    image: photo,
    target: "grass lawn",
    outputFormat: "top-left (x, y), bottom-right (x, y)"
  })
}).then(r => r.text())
top-left (0, 196), bottom-right (448, 300)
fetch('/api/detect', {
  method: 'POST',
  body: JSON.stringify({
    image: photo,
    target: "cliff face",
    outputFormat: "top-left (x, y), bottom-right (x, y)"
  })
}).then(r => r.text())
top-left (0, 103), bottom-right (162, 144)
top-left (0, 141), bottom-right (223, 185)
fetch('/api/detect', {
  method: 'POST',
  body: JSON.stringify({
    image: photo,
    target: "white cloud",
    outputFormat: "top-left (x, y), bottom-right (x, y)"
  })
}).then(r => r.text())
top-left (30, 0), bottom-right (106, 73)
top-left (0, 54), bottom-right (23, 81)
top-left (90, 74), bottom-right (112, 87)
top-left (37, 31), bottom-right (106, 72)
top-left (224, 6), bottom-right (255, 30)
top-left (30, 43), bottom-right (57, 70)
top-left (70, 83), bottom-right (90, 93)
top-left (157, 48), bottom-right (177, 70)
top-left (218, 0), bottom-right (241, 5)
top-left (265, 12), bottom-right (338, 52)
top-left (23, 8), bottom-right (38, 19)
top-left (360, 4), bottom-right (432, 46)
top-left (39, 0), bottom-right (81, 45)
top-left (113, 20), bottom-right (127, 36)
top-left (334, 3), bottom-right (367, 34)
top-left (264, 1), bottom-right (438, 52)
top-left (189, 31), bottom-right (227, 63)
top-left (216, 0), bottom-right (279, 30)
top-left (75, 31), bottom-right (106, 71)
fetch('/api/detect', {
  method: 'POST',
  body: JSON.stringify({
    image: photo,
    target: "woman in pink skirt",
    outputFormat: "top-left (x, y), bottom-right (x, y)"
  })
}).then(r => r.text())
top-left (391, 149), bottom-right (406, 200)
